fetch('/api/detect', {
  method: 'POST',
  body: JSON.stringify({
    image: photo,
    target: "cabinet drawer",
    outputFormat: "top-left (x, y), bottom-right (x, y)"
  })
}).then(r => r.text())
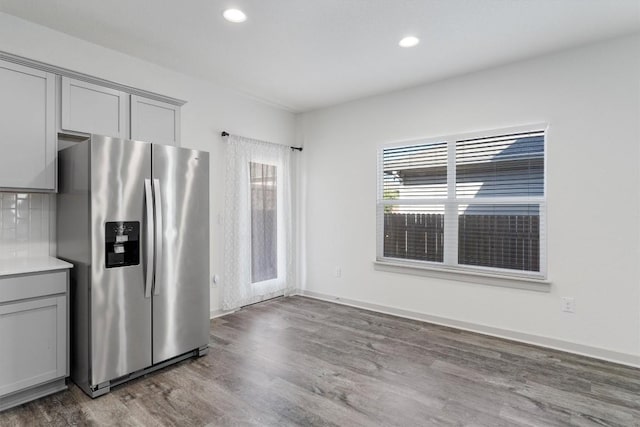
top-left (0, 271), bottom-right (67, 304)
top-left (0, 295), bottom-right (67, 396)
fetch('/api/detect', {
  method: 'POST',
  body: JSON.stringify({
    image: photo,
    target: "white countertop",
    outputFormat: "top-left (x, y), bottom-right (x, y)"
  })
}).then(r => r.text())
top-left (0, 256), bottom-right (73, 277)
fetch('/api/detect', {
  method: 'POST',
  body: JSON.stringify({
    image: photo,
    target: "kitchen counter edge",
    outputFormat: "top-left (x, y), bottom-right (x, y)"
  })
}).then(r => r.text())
top-left (0, 257), bottom-right (73, 277)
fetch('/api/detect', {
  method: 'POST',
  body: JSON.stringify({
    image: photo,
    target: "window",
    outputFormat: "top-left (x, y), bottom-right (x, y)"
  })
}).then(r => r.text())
top-left (377, 126), bottom-right (546, 278)
top-left (250, 162), bottom-right (278, 283)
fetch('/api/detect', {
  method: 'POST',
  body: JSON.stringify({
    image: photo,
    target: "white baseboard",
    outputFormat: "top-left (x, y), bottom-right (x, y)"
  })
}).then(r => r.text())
top-left (210, 308), bottom-right (235, 319)
top-left (294, 289), bottom-right (640, 368)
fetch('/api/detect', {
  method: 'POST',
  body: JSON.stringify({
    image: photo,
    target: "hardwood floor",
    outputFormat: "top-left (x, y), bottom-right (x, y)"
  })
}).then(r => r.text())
top-left (2, 295), bottom-right (640, 426)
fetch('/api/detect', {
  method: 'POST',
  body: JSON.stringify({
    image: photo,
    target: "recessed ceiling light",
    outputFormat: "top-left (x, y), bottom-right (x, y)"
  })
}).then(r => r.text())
top-left (399, 36), bottom-right (420, 48)
top-left (223, 8), bottom-right (247, 23)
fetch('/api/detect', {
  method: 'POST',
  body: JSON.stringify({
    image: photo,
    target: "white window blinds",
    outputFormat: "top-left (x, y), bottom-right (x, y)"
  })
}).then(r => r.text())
top-left (456, 132), bottom-right (544, 199)
top-left (383, 141), bottom-right (448, 200)
top-left (377, 126), bottom-right (546, 277)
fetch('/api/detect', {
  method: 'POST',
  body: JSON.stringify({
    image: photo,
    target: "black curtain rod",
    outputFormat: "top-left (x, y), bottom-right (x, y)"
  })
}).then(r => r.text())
top-left (221, 131), bottom-right (303, 152)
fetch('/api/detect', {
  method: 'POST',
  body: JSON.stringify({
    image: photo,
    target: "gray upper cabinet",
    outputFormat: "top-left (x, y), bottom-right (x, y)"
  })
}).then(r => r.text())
top-left (0, 60), bottom-right (56, 192)
top-left (0, 52), bottom-right (184, 192)
top-left (130, 95), bottom-right (181, 146)
top-left (61, 77), bottom-right (128, 138)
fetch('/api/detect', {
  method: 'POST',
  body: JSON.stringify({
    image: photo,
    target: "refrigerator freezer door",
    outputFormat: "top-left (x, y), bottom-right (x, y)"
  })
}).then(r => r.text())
top-left (152, 144), bottom-right (210, 364)
top-left (90, 136), bottom-right (153, 385)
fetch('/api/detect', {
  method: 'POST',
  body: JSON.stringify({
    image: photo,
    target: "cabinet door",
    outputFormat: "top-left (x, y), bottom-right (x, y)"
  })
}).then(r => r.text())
top-left (61, 77), bottom-right (127, 138)
top-left (0, 295), bottom-right (67, 397)
top-left (0, 60), bottom-right (56, 191)
top-left (131, 95), bottom-right (180, 146)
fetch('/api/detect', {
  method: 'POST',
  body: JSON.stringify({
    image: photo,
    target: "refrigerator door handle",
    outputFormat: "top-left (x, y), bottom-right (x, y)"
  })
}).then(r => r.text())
top-left (153, 178), bottom-right (163, 295)
top-left (144, 179), bottom-right (154, 299)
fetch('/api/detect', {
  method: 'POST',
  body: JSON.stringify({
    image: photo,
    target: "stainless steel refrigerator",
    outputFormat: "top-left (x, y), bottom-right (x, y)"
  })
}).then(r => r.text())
top-left (57, 135), bottom-right (210, 398)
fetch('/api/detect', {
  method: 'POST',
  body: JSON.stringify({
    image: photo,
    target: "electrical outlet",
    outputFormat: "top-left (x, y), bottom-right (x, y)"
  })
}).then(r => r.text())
top-left (335, 267), bottom-right (342, 278)
top-left (561, 297), bottom-right (575, 313)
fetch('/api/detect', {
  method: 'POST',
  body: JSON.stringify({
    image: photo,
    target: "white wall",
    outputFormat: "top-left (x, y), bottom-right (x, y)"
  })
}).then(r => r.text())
top-left (0, 12), bottom-right (296, 315)
top-left (298, 34), bottom-right (640, 364)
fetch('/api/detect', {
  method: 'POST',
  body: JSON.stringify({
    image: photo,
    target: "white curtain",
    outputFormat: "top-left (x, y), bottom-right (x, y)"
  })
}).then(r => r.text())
top-left (222, 134), bottom-right (294, 310)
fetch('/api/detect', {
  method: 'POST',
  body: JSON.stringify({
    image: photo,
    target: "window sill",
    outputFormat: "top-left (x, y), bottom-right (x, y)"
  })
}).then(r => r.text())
top-left (373, 260), bottom-right (551, 292)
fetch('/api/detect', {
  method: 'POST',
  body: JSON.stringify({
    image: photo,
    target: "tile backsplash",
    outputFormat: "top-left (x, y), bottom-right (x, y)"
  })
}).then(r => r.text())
top-left (0, 192), bottom-right (53, 258)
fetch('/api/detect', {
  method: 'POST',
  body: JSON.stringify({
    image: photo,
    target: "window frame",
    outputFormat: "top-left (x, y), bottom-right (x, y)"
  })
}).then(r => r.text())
top-left (376, 123), bottom-right (548, 280)
top-left (248, 158), bottom-right (286, 287)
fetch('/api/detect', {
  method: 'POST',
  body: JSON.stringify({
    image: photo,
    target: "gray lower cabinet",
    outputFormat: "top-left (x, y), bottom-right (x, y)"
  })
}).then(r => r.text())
top-left (0, 60), bottom-right (56, 192)
top-left (61, 76), bottom-right (128, 138)
top-left (131, 95), bottom-right (181, 146)
top-left (0, 270), bottom-right (69, 411)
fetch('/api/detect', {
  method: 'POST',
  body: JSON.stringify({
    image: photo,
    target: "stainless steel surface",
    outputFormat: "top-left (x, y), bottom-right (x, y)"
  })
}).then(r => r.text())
top-left (144, 179), bottom-right (154, 299)
top-left (58, 135), bottom-right (209, 397)
top-left (57, 141), bottom-right (92, 392)
top-left (90, 135), bottom-right (152, 385)
top-left (152, 178), bottom-right (163, 296)
top-left (152, 144), bottom-right (210, 364)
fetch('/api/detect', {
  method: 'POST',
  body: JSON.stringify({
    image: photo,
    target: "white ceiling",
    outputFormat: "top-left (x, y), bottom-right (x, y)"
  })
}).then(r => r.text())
top-left (1, 0), bottom-right (639, 112)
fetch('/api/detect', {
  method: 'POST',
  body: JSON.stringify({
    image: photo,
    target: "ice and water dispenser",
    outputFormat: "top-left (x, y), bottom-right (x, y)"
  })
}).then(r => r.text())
top-left (105, 221), bottom-right (140, 268)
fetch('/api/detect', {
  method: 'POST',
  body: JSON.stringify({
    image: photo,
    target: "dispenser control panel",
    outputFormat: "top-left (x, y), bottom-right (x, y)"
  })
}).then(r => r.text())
top-left (105, 221), bottom-right (140, 268)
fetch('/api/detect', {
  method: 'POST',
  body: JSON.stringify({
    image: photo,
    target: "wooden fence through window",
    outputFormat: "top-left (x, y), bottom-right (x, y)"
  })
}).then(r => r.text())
top-left (383, 213), bottom-right (539, 272)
